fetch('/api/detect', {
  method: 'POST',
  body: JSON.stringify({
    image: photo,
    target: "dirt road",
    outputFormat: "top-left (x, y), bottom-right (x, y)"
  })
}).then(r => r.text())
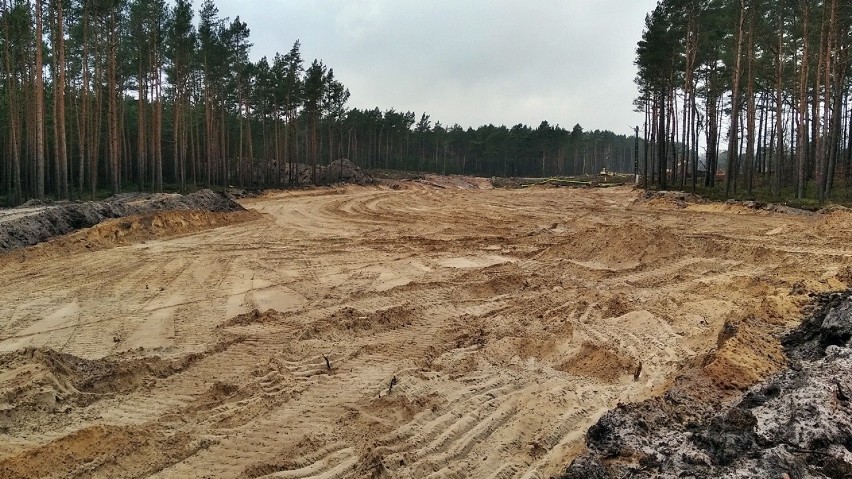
top-left (1, 185), bottom-right (850, 478)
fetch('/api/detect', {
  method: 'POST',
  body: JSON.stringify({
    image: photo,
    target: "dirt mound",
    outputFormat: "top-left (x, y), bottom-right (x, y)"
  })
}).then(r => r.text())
top-left (416, 174), bottom-right (493, 189)
top-left (284, 159), bottom-right (373, 185)
top-left (382, 173), bottom-right (492, 190)
top-left (0, 342), bottom-right (239, 431)
top-left (815, 207), bottom-right (852, 237)
top-left (542, 222), bottom-right (683, 264)
top-left (638, 190), bottom-right (707, 208)
top-left (50, 209), bottom-right (259, 254)
top-left (556, 343), bottom-right (638, 382)
top-left (299, 305), bottom-right (417, 340)
top-left (454, 263), bottom-right (531, 299)
top-left (218, 308), bottom-right (288, 329)
top-left (560, 292), bottom-right (852, 478)
top-left (0, 189), bottom-right (244, 253)
top-left (0, 424), bottom-right (203, 479)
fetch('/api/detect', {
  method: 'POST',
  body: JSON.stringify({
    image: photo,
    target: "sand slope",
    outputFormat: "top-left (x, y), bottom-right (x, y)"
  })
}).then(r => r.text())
top-left (1, 185), bottom-right (850, 478)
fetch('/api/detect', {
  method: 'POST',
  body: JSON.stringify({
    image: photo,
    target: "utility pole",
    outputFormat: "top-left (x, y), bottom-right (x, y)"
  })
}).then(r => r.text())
top-left (634, 126), bottom-right (640, 186)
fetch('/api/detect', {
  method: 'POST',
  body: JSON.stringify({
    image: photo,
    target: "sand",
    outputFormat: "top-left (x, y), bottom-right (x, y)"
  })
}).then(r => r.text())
top-left (1, 183), bottom-right (851, 478)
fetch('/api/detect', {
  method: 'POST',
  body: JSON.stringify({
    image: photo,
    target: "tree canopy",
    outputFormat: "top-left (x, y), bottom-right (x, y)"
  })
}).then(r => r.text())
top-left (0, 0), bottom-right (640, 205)
top-left (635, 0), bottom-right (852, 200)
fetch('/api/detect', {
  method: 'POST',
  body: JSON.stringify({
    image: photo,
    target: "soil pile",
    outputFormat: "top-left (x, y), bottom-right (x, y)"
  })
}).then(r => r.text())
top-left (299, 304), bottom-right (417, 340)
top-left (638, 190), bottom-right (707, 208)
top-left (0, 189), bottom-right (243, 253)
top-left (382, 173), bottom-right (492, 190)
top-left (560, 291), bottom-right (852, 479)
top-left (283, 159), bottom-right (372, 185)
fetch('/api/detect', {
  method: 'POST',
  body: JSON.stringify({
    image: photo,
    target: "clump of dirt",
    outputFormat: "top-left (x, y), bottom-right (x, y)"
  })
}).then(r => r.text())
top-left (556, 342), bottom-right (638, 382)
top-left (283, 159), bottom-right (373, 186)
top-left (299, 305), bottom-right (417, 340)
top-left (0, 189), bottom-right (245, 253)
top-left (638, 190), bottom-right (707, 208)
top-left (560, 291), bottom-right (852, 478)
top-left (218, 308), bottom-right (288, 328)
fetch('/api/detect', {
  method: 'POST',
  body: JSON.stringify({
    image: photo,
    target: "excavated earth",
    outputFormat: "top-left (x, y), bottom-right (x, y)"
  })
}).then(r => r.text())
top-left (561, 291), bottom-right (852, 478)
top-left (1, 180), bottom-right (851, 478)
top-left (0, 189), bottom-right (248, 253)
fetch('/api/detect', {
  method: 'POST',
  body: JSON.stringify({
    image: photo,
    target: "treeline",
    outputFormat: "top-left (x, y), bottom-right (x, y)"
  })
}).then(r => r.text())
top-left (637, 0), bottom-right (852, 200)
top-left (1, 0), bottom-right (639, 205)
top-left (342, 114), bottom-right (639, 179)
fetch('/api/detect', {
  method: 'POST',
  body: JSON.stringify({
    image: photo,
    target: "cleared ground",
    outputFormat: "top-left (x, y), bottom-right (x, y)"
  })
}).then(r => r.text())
top-left (1, 183), bottom-right (851, 478)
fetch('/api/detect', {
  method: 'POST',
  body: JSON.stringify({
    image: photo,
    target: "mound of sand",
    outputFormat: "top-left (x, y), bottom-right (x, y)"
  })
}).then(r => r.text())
top-left (556, 342), bottom-right (639, 382)
top-left (299, 305), bottom-right (417, 340)
top-left (541, 222), bottom-right (684, 265)
top-left (0, 189), bottom-right (244, 253)
top-left (0, 339), bottom-right (241, 432)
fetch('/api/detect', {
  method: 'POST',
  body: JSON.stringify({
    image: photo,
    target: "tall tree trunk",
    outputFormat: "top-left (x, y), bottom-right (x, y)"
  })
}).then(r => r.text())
top-left (137, 62), bottom-right (146, 191)
top-left (822, 0), bottom-right (840, 199)
top-left (34, 0), bottom-right (46, 198)
top-left (796, 1), bottom-right (811, 199)
top-left (745, 2), bottom-right (757, 196)
top-left (3, 0), bottom-right (22, 204)
top-left (643, 100), bottom-right (650, 188)
top-left (814, 2), bottom-right (828, 200)
top-left (154, 55), bottom-right (163, 192)
top-left (726, 0), bottom-right (745, 197)
top-left (658, 90), bottom-right (667, 190)
top-left (774, 4), bottom-right (785, 197)
top-left (51, 0), bottom-right (68, 199)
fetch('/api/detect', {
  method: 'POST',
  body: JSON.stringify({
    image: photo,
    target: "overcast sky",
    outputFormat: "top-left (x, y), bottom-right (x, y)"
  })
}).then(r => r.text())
top-left (211, 0), bottom-right (659, 135)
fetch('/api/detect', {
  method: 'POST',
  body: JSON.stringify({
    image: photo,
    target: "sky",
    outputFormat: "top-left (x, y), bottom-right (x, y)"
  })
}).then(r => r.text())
top-left (211, 0), bottom-right (660, 135)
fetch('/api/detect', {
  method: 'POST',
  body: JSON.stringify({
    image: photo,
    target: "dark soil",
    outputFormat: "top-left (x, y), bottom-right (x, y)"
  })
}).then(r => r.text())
top-left (0, 189), bottom-right (243, 253)
top-left (560, 291), bottom-right (852, 479)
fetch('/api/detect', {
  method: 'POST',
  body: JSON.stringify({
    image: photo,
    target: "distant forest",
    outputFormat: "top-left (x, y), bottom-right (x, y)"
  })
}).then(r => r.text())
top-left (637, 0), bottom-right (852, 200)
top-left (0, 0), bottom-right (640, 205)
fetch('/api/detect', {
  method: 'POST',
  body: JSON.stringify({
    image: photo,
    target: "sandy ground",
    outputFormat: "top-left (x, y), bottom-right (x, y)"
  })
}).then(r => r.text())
top-left (1, 184), bottom-right (851, 479)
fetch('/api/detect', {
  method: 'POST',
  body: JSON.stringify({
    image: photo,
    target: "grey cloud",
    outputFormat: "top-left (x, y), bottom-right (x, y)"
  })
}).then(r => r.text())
top-left (213, 0), bottom-right (658, 133)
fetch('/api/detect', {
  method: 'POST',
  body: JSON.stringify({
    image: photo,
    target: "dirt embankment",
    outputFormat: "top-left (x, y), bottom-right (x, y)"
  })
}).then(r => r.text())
top-left (560, 291), bottom-right (852, 478)
top-left (284, 159), bottom-right (373, 186)
top-left (0, 189), bottom-right (247, 254)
